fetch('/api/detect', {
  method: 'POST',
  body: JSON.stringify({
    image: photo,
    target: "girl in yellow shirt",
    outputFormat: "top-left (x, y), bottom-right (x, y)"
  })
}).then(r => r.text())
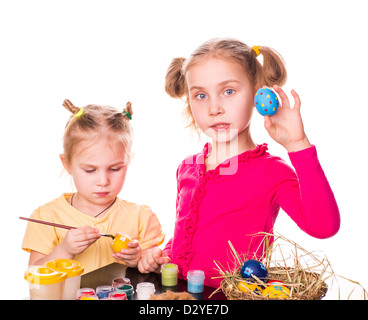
top-left (22, 100), bottom-right (166, 274)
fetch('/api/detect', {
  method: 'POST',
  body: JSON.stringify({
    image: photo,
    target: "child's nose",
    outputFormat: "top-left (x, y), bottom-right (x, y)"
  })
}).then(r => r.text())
top-left (97, 172), bottom-right (110, 186)
top-left (208, 98), bottom-right (224, 116)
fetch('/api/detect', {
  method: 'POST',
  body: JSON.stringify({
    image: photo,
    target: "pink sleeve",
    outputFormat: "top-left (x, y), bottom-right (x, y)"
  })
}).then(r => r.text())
top-left (264, 145), bottom-right (340, 238)
top-left (163, 237), bottom-right (173, 258)
top-left (163, 163), bottom-right (182, 259)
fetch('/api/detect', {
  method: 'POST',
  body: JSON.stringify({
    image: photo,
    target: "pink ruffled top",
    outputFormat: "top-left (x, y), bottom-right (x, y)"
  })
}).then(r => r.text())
top-left (164, 143), bottom-right (340, 288)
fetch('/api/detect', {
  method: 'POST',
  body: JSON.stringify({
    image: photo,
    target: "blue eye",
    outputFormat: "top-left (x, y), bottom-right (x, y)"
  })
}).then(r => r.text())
top-left (224, 89), bottom-right (235, 96)
top-left (196, 93), bottom-right (207, 100)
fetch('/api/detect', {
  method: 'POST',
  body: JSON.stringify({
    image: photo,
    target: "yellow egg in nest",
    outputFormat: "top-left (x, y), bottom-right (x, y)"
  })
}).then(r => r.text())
top-left (262, 285), bottom-right (290, 299)
top-left (237, 280), bottom-right (263, 295)
top-left (112, 233), bottom-right (132, 253)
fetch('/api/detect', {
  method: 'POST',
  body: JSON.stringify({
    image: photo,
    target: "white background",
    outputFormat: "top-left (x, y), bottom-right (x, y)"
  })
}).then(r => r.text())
top-left (1, 0), bottom-right (367, 299)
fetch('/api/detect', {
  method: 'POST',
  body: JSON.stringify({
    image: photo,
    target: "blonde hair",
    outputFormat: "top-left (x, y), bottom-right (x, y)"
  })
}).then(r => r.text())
top-left (62, 99), bottom-right (133, 164)
top-left (165, 38), bottom-right (287, 130)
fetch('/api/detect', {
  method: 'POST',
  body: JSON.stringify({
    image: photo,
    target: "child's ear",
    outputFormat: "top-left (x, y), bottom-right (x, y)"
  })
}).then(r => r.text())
top-left (60, 154), bottom-right (72, 174)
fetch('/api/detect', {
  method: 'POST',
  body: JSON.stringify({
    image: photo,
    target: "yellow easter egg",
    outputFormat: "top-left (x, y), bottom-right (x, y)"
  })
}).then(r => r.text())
top-left (262, 285), bottom-right (290, 299)
top-left (112, 233), bottom-right (132, 253)
top-left (237, 280), bottom-right (263, 295)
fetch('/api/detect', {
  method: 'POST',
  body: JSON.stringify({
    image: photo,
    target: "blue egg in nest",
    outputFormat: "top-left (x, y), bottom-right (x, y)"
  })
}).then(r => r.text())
top-left (240, 259), bottom-right (268, 282)
top-left (254, 88), bottom-right (279, 116)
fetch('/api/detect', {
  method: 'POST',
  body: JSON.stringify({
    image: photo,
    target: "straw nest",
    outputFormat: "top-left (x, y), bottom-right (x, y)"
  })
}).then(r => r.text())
top-left (210, 232), bottom-right (367, 300)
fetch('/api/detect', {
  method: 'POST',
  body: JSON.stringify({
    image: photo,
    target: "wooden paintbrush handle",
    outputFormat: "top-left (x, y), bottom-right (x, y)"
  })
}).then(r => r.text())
top-left (19, 217), bottom-right (76, 230)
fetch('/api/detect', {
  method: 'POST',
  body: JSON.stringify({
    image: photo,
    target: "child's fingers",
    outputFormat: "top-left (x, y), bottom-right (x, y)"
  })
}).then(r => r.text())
top-left (69, 226), bottom-right (100, 241)
top-left (152, 248), bottom-right (170, 265)
top-left (291, 89), bottom-right (301, 109)
top-left (157, 256), bottom-right (171, 265)
top-left (113, 252), bottom-right (131, 260)
top-left (264, 115), bottom-right (276, 136)
top-left (61, 226), bottom-right (100, 256)
top-left (75, 227), bottom-right (100, 247)
top-left (120, 240), bottom-right (141, 255)
top-left (115, 242), bottom-right (141, 262)
top-left (273, 85), bottom-right (290, 109)
top-left (127, 240), bottom-right (140, 248)
top-left (78, 225), bottom-right (100, 235)
top-left (138, 257), bottom-right (158, 273)
top-left (113, 251), bottom-right (140, 263)
top-left (119, 247), bottom-right (140, 256)
top-left (138, 260), bottom-right (150, 274)
top-left (144, 250), bottom-right (161, 270)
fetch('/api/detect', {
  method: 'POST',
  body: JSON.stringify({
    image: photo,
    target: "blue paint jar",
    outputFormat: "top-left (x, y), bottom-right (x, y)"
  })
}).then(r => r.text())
top-left (96, 285), bottom-right (114, 299)
top-left (187, 270), bottom-right (205, 293)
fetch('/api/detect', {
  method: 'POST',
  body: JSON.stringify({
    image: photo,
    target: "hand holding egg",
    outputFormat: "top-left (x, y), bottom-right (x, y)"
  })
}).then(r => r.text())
top-left (261, 85), bottom-right (311, 152)
top-left (112, 233), bottom-right (133, 253)
top-left (111, 233), bottom-right (142, 268)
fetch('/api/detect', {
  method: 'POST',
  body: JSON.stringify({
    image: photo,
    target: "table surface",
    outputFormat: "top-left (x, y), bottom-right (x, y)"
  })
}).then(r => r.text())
top-left (81, 263), bottom-right (226, 300)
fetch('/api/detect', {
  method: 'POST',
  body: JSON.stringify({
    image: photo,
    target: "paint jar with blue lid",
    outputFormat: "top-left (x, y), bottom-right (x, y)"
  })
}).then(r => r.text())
top-left (187, 270), bottom-right (205, 293)
top-left (96, 285), bottom-right (114, 299)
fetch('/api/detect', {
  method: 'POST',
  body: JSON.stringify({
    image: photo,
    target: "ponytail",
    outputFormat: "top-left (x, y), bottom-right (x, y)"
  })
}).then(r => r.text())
top-left (122, 101), bottom-right (133, 120)
top-left (165, 57), bottom-right (187, 98)
top-left (63, 99), bottom-right (80, 115)
top-left (254, 46), bottom-right (287, 88)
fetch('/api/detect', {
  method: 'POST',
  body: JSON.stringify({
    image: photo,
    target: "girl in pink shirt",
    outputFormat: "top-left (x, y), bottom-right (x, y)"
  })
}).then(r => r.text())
top-left (139, 38), bottom-right (340, 288)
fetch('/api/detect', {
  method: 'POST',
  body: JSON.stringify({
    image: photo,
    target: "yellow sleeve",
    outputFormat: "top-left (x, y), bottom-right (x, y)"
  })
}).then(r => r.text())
top-left (137, 205), bottom-right (165, 251)
top-left (21, 206), bottom-right (61, 255)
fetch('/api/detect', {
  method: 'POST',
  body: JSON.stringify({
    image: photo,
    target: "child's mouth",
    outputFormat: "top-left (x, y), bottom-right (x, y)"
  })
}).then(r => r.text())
top-left (95, 192), bottom-right (109, 197)
top-left (210, 123), bottom-right (230, 131)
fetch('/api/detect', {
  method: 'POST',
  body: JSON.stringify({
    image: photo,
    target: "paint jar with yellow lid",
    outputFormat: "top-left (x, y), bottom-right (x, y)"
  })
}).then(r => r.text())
top-left (24, 266), bottom-right (67, 300)
top-left (45, 259), bottom-right (84, 300)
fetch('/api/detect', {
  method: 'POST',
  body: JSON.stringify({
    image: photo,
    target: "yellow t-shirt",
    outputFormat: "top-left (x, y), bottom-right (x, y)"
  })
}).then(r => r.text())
top-left (21, 193), bottom-right (165, 274)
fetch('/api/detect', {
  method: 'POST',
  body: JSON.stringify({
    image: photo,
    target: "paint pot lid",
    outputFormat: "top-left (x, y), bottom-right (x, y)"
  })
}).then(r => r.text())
top-left (96, 285), bottom-right (114, 294)
top-left (45, 259), bottom-right (84, 277)
top-left (108, 291), bottom-right (127, 300)
top-left (24, 266), bottom-right (67, 285)
top-left (136, 282), bottom-right (155, 293)
top-left (116, 284), bottom-right (134, 293)
top-left (187, 270), bottom-right (205, 280)
top-left (161, 263), bottom-right (178, 273)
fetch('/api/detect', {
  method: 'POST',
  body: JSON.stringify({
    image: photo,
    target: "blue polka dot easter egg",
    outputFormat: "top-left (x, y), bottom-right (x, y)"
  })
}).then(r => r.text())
top-left (240, 259), bottom-right (268, 282)
top-left (254, 88), bottom-right (279, 116)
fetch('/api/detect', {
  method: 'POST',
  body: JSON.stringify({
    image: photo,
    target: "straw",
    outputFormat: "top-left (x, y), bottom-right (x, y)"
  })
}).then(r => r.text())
top-left (212, 232), bottom-right (367, 300)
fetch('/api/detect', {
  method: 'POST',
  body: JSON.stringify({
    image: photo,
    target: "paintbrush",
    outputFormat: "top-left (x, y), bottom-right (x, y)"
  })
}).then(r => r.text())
top-left (19, 216), bottom-right (115, 239)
